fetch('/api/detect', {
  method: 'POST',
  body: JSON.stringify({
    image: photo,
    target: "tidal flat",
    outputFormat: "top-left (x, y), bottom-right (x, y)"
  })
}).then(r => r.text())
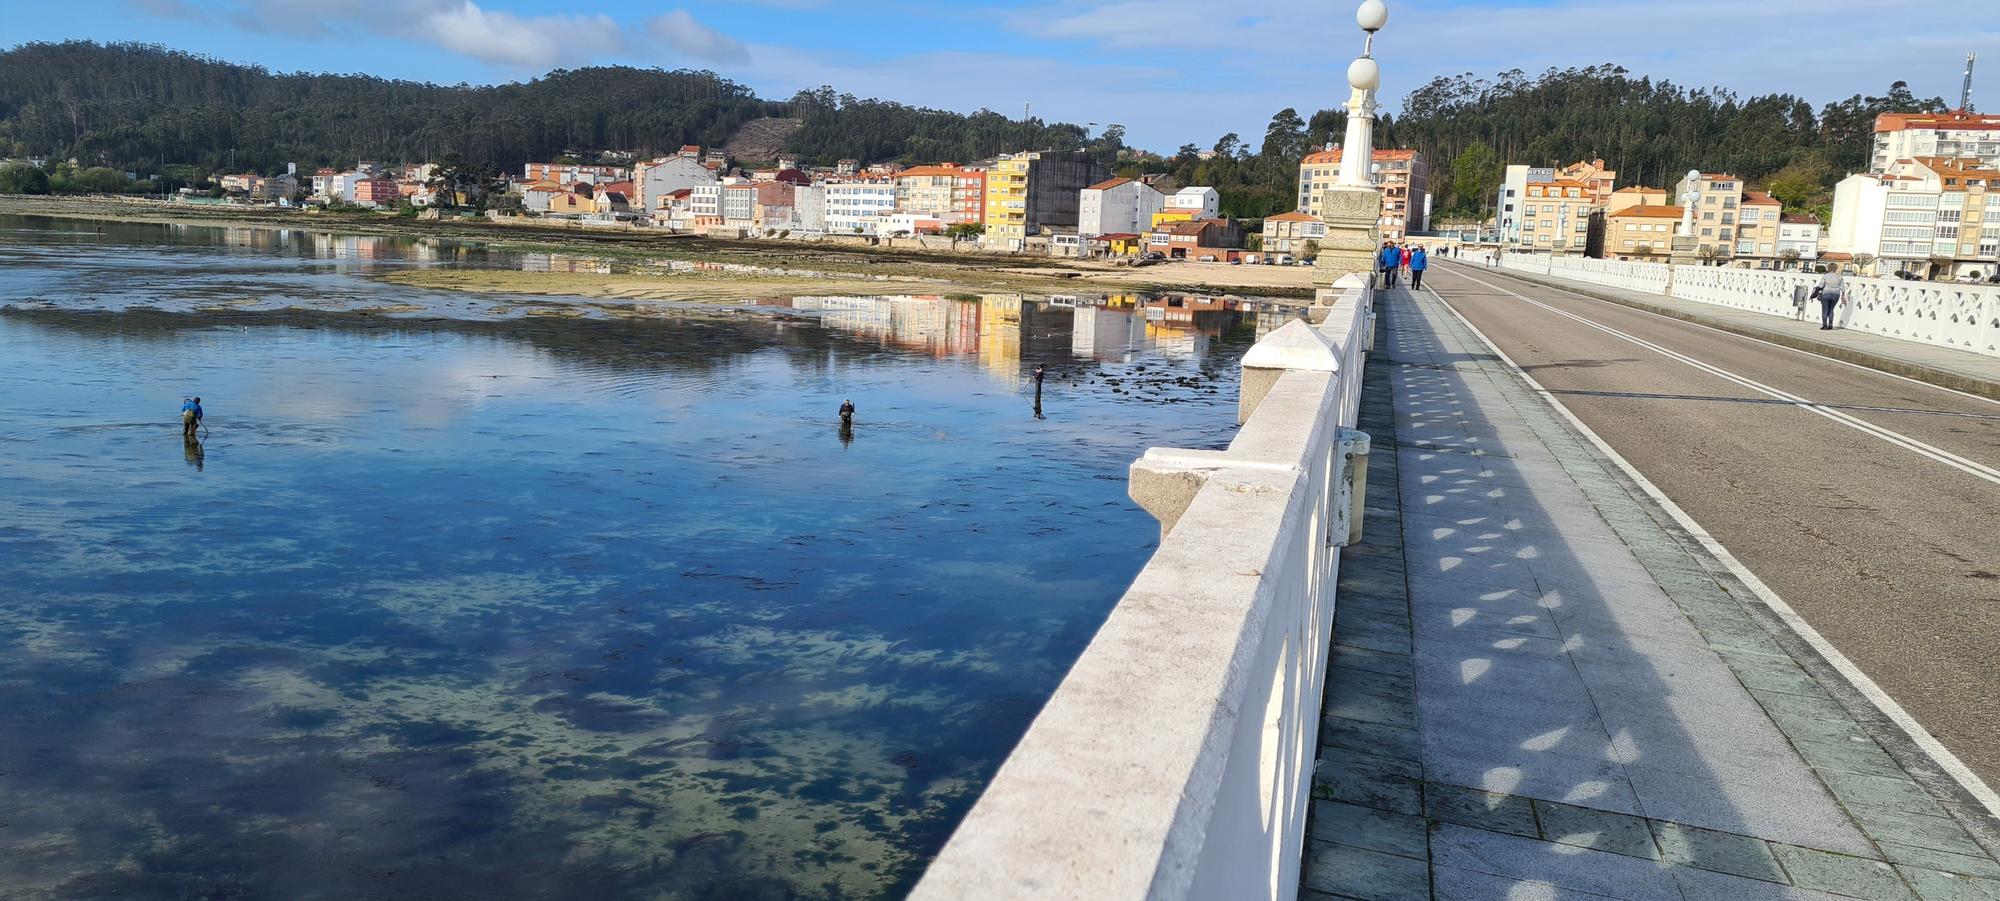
top-left (0, 215), bottom-right (1289, 899)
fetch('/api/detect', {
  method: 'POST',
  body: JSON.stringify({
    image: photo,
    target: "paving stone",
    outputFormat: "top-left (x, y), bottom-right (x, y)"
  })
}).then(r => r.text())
top-left (1314, 748), bottom-right (1423, 815)
top-left (1793, 737), bottom-right (1909, 780)
top-left (1756, 693), bottom-right (1874, 746)
top-left (1534, 800), bottom-right (1660, 860)
top-left (1332, 643), bottom-right (1414, 678)
top-left (1423, 782), bottom-right (1539, 838)
top-left (1320, 716), bottom-right (1422, 760)
top-left (1309, 799), bottom-right (1428, 860)
top-left (1651, 820), bottom-right (1786, 883)
top-left (1300, 837), bottom-right (1430, 901)
top-left (1850, 804), bottom-right (1992, 859)
top-left (1625, 765), bottom-right (1876, 857)
top-left (1320, 743), bottom-right (1424, 782)
top-left (1429, 824), bottom-right (1681, 901)
top-left (1332, 660), bottom-right (1416, 698)
top-left (1898, 867), bottom-right (2000, 901)
top-left (1323, 671), bottom-right (1418, 729)
top-left (1816, 768), bottom-right (1949, 818)
top-left (1671, 866), bottom-right (1854, 901)
top-left (1770, 844), bottom-right (1916, 900)
top-left (1881, 842), bottom-right (2000, 879)
top-left (1434, 865), bottom-right (1623, 900)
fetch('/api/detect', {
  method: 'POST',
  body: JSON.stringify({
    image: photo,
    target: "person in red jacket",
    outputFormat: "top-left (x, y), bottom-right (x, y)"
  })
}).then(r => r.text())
top-left (1399, 245), bottom-right (1413, 274)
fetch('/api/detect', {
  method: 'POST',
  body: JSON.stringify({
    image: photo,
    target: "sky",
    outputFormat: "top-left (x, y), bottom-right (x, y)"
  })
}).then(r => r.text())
top-left (11, 0), bottom-right (1997, 153)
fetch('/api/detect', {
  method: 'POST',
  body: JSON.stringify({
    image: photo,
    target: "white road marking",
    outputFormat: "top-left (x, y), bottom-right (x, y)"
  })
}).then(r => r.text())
top-left (1418, 282), bottom-right (2000, 822)
top-left (1437, 268), bottom-right (2000, 487)
top-left (1437, 261), bottom-right (2000, 409)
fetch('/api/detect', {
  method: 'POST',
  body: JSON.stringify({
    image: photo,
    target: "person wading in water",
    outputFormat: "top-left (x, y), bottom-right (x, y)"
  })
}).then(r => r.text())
top-left (181, 396), bottom-right (204, 440)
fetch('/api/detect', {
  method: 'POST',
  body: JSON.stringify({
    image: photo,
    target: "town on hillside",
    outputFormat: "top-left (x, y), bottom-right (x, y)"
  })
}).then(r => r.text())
top-left (12, 109), bottom-right (1996, 282)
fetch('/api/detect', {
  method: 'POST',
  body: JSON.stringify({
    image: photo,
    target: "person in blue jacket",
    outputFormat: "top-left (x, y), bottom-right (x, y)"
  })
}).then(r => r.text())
top-left (1377, 241), bottom-right (1402, 288)
top-left (1409, 245), bottom-right (1429, 290)
top-left (180, 396), bottom-right (203, 440)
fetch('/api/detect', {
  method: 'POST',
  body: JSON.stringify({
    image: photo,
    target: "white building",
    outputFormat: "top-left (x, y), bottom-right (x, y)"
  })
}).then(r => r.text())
top-left (1495, 164), bottom-right (1555, 246)
top-left (633, 155), bottom-right (718, 217)
top-left (825, 180), bottom-right (898, 235)
top-left (1871, 111), bottom-right (2000, 173)
top-left (1078, 177), bottom-right (1165, 237)
top-left (792, 184), bottom-right (826, 233)
top-left (1165, 186), bottom-right (1221, 220)
top-left (689, 184), bottom-right (723, 224)
top-left (1830, 156), bottom-right (2000, 278)
top-left (1776, 215), bottom-right (1822, 262)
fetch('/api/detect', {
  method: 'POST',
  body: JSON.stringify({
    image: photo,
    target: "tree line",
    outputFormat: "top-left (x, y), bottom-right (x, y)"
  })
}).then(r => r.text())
top-left (0, 45), bottom-right (1948, 226)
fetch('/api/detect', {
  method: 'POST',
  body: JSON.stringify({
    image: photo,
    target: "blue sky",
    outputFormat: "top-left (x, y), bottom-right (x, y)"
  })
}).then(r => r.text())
top-left (11, 0), bottom-right (1996, 153)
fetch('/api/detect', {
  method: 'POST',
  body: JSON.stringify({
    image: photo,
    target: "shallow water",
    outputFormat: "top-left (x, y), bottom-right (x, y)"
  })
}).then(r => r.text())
top-left (0, 217), bottom-right (1289, 899)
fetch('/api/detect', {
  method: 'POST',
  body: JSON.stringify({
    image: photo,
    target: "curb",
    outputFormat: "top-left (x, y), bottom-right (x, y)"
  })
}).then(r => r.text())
top-left (1443, 262), bottom-right (2000, 402)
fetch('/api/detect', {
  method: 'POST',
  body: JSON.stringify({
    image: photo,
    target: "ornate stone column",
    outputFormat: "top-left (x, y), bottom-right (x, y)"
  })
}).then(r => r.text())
top-left (1313, 1), bottom-right (1390, 303)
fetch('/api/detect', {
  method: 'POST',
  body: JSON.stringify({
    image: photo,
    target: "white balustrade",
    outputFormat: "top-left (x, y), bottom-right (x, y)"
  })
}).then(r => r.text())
top-left (1494, 253), bottom-right (2000, 358)
top-left (911, 278), bottom-right (1377, 901)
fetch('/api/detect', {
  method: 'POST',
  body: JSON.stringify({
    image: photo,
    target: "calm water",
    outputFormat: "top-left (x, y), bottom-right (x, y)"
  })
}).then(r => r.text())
top-left (0, 216), bottom-right (1285, 900)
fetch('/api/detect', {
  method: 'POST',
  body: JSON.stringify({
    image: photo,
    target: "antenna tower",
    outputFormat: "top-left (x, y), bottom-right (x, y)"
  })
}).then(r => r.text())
top-left (1964, 52), bottom-right (1978, 112)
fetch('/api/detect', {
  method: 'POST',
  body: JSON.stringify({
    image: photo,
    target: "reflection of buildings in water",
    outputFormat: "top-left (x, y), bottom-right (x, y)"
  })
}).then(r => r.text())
top-left (516, 253), bottom-right (613, 274)
top-left (978, 295), bottom-right (1025, 385)
top-left (1071, 305), bottom-right (1145, 363)
top-left (783, 296), bottom-right (984, 358)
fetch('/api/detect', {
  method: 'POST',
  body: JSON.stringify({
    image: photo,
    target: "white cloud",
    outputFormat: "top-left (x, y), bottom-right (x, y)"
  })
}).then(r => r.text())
top-left (421, 2), bottom-right (622, 69)
top-left (647, 10), bottom-right (748, 64)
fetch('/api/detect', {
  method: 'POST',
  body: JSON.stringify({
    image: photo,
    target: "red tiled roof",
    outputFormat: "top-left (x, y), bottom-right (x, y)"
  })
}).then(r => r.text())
top-left (1264, 211), bottom-right (1322, 222)
top-left (1876, 111), bottom-right (2000, 133)
top-left (1610, 205), bottom-right (1684, 219)
top-left (1300, 148), bottom-right (1418, 165)
top-left (1086, 177), bottom-right (1134, 191)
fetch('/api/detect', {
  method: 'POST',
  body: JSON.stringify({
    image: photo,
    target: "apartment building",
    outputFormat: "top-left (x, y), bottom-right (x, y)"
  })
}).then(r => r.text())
top-left (1261, 211), bottom-right (1327, 255)
top-left (1298, 147), bottom-right (1429, 239)
top-left (1831, 156), bottom-right (2000, 279)
top-left (1605, 205), bottom-right (1681, 260)
top-left (1515, 179), bottom-right (1597, 251)
top-left (1495, 165), bottom-right (1555, 243)
top-left (826, 179), bottom-right (898, 235)
top-left (1777, 215), bottom-right (1822, 263)
top-left (1871, 111), bottom-right (2000, 173)
top-left (522, 162), bottom-right (629, 185)
top-left (1165, 186), bottom-right (1221, 219)
top-left (1078, 177), bottom-right (1164, 237)
top-left (1673, 172), bottom-right (1749, 260)
top-left (894, 164), bottom-right (985, 225)
top-left (981, 150), bottom-right (1110, 248)
top-left (1607, 186), bottom-right (1668, 214)
top-left (633, 155), bottom-right (718, 215)
top-left (1733, 191), bottom-right (1785, 261)
top-left (1556, 159), bottom-right (1619, 208)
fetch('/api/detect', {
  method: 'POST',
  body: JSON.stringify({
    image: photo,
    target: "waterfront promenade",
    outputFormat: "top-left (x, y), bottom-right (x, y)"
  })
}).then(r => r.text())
top-left (1302, 285), bottom-right (2000, 899)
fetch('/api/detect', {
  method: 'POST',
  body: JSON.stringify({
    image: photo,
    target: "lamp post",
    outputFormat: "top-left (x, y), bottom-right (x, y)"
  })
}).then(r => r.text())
top-left (1336, 0), bottom-right (1388, 188)
top-left (1311, 0), bottom-right (1392, 294)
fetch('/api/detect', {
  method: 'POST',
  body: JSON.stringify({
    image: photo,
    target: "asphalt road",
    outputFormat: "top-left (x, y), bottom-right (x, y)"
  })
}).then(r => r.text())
top-left (1422, 260), bottom-right (2000, 787)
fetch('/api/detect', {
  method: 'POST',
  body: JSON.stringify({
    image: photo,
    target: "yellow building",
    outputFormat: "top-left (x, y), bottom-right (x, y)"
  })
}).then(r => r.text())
top-left (1516, 179), bottom-right (1598, 251)
top-left (1606, 205), bottom-right (1682, 260)
top-left (1150, 207), bottom-right (1200, 229)
top-left (984, 156), bottom-right (1031, 246)
top-left (1606, 186), bottom-right (1668, 215)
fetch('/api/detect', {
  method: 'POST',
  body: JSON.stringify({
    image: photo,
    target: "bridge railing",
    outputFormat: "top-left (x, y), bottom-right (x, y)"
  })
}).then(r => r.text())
top-left (911, 275), bottom-right (1377, 901)
top-left (1495, 253), bottom-right (2000, 357)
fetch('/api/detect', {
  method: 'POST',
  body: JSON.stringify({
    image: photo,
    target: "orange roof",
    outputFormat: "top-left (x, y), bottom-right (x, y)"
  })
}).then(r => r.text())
top-left (1161, 220), bottom-right (1216, 236)
top-left (1264, 211), bottom-right (1322, 223)
top-left (1610, 205), bottom-right (1684, 219)
top-left (1085, 177), bottom-right (1134, 191)
top-left (1781, 214), bottom-right (1820, 224)
top-left (1911, 156), bottom-right (2000, 181)
top-left (1530, 178), bottom-right (1594, 190)
top-left (1300, 148), bottom-right (1418, 165)
top-left (898, 164), bottom-right (974, 178)
top-left (1613, 186), bottom-right (1662, 194)
top-left (1876, 111), bottom-right (2000, 133)
top-left (1741, 191), bottom-right (1781, 206)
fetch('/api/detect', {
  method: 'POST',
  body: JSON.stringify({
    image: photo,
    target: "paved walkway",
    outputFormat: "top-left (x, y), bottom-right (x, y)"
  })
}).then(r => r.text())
top-left (1459, 262), bottom-right (2000, 400)
top-left (1298, 286), bottom-right (2000, 900)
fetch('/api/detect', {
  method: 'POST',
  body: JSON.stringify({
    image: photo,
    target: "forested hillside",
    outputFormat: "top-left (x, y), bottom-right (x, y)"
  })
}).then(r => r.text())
top-left (0, 42), bottom-right (1088, 174)
top-left (0, 43), bottom-right (1949, 223)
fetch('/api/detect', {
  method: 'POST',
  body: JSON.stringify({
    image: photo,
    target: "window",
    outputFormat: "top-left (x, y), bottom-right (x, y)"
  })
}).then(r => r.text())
top-left (1701, 228), bottom-right (1714, 237)
top-left (1939, 209), bottom-right (1962, 222)
top-left (1704, 211), bottom-right (1715, 221)
top-left (1938, 226), bottom-right (1960, 239)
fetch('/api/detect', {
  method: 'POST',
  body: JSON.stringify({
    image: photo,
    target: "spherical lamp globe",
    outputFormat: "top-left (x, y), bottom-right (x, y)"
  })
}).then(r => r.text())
top-left (1356, 0), bottom-right (1389, 33)
top-left (1347, 56), bottom-right (1381, 92)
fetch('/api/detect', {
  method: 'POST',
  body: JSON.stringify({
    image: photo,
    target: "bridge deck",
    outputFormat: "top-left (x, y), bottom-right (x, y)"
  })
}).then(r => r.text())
top-left (1301, 285), bottom-right (2000, 900)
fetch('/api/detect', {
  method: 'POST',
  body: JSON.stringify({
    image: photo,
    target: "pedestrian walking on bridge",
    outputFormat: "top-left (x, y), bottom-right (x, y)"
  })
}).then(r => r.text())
top-left (1377, 241), bottom-right (1401, 288)
top-left (1814, 270), bottom-right (1845, 330)
top-left (1409, 245), bottom-right (1429, 290)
